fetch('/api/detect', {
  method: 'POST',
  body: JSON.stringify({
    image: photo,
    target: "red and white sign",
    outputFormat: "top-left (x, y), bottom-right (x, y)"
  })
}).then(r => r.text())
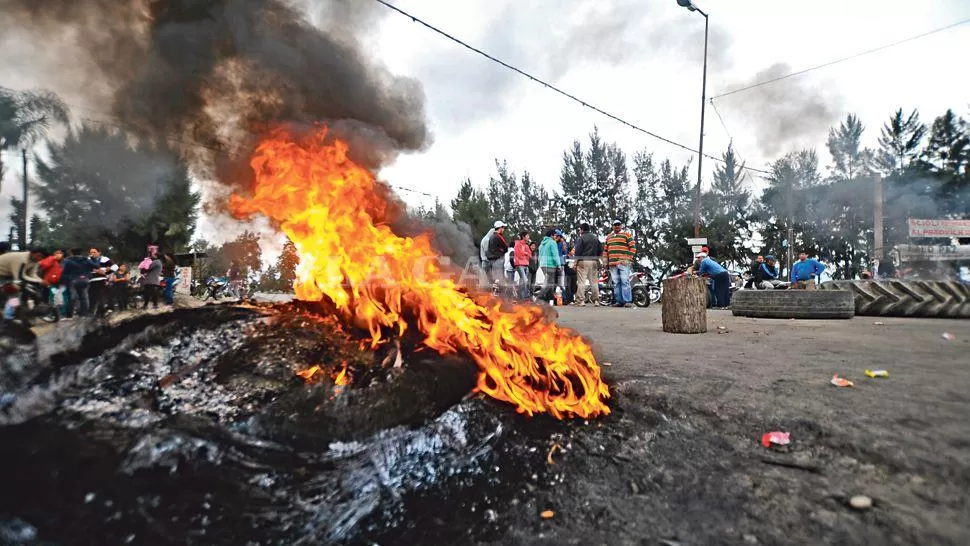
top-left (907, 219), bottom-right (970, 238)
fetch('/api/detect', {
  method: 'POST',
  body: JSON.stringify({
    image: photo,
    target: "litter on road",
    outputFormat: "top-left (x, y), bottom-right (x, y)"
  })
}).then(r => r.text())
top-left (761, 431), bottom-right (791, 448)
top-left (831, 374), bottom-right (855, 387)
top-left (865, 369), bottom-right (890, 378)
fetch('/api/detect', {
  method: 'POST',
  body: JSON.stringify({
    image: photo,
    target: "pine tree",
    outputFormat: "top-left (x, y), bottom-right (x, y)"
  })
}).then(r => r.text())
top-left (6, 197), bottom-right (24, 250)
top-left (827, 114), bottom-right (873, 181)
top-left (701, 144), bottom-right (752, 266)
top-left (31, 125), bottom-right (200, 261)
top-left (487, 159), bottom-right (521, 226)
top-left (876, 108), bottom-right (927, 175)
top-left (450, 177), bottom-right (492, 240)
top-left (630, 151), bottom-right (659, 266)
top-left (559, 140), bottom-right (586, 228)
top-left (275, 239), bottom-right (299, 291)
top-left (605, 143), bottom-right (631, 228)
top-left (584, 127), bottom-right (611, 232)
top-left (519, 171), bottom-right (550, 236)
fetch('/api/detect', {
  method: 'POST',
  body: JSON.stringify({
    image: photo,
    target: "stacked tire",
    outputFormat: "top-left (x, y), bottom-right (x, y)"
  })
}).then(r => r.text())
top-left (731, 289), bottom-right (855, 319)
top-left (819, 280), bottom-right (970, 318)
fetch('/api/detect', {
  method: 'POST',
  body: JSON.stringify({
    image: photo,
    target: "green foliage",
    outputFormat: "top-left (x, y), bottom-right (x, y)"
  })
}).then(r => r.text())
top-left (31, 125), bottom-right (200, 262)
top-left (450, 178), bottom-right (492, 239)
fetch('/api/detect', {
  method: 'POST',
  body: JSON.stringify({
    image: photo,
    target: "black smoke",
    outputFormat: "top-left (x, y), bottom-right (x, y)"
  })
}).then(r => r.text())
top-left (0, 0), bottom-right (431, 177)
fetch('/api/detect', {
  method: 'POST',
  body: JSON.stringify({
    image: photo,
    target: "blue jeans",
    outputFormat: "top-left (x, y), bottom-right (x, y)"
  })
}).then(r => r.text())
top-left (610, 263), bottom-right (632, 305)
top-left (163, 277), bottom-right (176, 304)
top-left (70, 279), bottom-right (90, 317)
top-left (515, 266), bottom-right (531, 299)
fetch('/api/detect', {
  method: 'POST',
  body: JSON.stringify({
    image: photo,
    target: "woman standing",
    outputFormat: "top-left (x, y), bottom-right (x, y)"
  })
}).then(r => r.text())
top-left (161, 253), bottom-right (177, 305)
top-left (140, 246), bottom-right (163, 310)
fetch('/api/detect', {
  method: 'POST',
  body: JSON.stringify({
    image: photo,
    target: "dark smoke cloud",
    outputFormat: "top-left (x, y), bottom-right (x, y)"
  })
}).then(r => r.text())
top-left (716, 63), bottom-right (843, 157)
top-left (0, 0), bottom-right (431, 177)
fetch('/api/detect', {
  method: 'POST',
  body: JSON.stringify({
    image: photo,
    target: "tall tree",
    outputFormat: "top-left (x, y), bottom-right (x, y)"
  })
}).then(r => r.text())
top-left (31, 125), bottom-right (200, 262)
top-left (519, 170), bottom-right (550, 235)
top-left (701, 144), bottom-right (752, 267)
top-left (922, 109), bottom-right (969, 176)
top-left (450, 177), bottom-right (492, 241)
top-left (604, 143), bottom-right (631, 228)
top-left (5, 197), bottom-right (24, 249)
top-left (0, 88), bottom-right (69, 195)
top-left (630, 150), bottom-right (659, 266)
top-left (584, 127), bottom-right (612, 232)
top-left (758, 149), bottom-right (822, 273)
top-left (487, 159), bottom-right (521, 226)
top-left (826, 113), bottom-right (873, 181)
top-left (876, 108), bottom-right (927, 175)
top-left (275, 239), bottom-right (299, 291)
top-left (559, 140), bottom-right (586, 228)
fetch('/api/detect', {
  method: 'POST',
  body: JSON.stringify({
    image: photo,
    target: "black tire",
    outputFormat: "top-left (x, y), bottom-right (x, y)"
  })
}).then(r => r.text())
top-left (632, 286), bottom-right (650, 307)
top-left (599, 288), bottom-right (613, 306)
top-left (731, 289), bottom-right (855, 319)
top-left (819, 280), bottom-right (970, 318)
top-left (649, 286), bottom-right (662, 304)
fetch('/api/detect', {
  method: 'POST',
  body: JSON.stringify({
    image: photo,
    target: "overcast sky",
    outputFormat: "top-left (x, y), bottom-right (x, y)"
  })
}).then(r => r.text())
top-left (371, 0), bottom-right (970, 208)
top-left (2, 0), bottom-right (969, 243)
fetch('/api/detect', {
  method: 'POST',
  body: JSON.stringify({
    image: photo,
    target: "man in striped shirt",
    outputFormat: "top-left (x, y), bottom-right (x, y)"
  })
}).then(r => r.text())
top-left (604, 220), bottom-right (636, 307)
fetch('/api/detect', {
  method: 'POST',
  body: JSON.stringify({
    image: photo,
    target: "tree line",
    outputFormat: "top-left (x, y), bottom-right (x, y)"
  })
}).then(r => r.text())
top-left (439, 108), bottom-right (969, 279)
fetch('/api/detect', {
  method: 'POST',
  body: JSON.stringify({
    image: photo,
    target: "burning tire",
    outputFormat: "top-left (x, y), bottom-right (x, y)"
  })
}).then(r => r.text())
top-left (819, 280), bottom-right (970, 318)
top-left (731, 289), bottom-right (855, 319)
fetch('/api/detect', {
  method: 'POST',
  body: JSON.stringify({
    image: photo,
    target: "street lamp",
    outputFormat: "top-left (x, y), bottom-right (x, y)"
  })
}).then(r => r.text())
top-left (676, 0), bottom-right (709, 238)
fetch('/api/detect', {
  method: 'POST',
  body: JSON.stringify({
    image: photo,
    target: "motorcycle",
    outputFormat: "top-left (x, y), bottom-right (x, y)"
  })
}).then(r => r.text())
top-left (1, 280), bottom-right (59, 327)
top-left (201, 276), bottom-right (231, 300)
top-left (594, 270), bottom-right (654, 307)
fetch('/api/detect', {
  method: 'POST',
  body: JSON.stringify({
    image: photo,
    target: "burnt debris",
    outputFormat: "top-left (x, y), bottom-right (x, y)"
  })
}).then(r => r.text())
top-left (0, 305), bottom-right (528, 545)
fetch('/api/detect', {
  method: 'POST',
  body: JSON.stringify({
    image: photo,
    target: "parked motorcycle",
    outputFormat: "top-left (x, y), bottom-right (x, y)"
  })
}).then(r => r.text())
top-left (1, 280), bottom-right (59, 327)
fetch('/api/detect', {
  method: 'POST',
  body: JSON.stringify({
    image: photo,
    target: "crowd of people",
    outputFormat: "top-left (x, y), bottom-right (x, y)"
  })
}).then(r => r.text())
top-left (479, 219), bottom-right (639, 307)
top-left (0, 243), bottom-right (182, 320)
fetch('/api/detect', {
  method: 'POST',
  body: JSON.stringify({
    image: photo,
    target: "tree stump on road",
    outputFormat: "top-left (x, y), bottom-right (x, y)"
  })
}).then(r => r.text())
top-left (662, 276), bottom-right (707, 334)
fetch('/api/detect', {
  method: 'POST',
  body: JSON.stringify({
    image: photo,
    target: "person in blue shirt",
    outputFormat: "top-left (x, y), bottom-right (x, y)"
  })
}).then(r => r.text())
top-left (754, 255), bottom-right (785, 289)
top-left (693, 252), bottom-right (732, 308)
top-left (789, 251), bottom-right (826, 289)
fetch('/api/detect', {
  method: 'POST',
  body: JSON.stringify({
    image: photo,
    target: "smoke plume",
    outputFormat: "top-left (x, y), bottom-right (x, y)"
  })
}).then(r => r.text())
top-left (0, 0), bottom-right (431, 177)
top-left (717, 63), bottom-right (843, 157)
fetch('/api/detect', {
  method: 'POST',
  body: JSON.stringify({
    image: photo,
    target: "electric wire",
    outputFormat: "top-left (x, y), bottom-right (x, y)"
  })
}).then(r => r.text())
top-left (372, 0), bottom-right (773, 175)
top-left (712, 17), bottom-right (970, 100)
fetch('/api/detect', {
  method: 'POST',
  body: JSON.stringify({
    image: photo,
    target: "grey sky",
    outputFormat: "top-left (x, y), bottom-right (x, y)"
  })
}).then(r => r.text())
top-left (2, 0), bottom-right (969, 242)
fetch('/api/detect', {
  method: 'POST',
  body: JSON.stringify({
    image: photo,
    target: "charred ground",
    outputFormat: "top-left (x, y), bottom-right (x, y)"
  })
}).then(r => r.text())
top-left (1, 304), bottom-right (968, 545)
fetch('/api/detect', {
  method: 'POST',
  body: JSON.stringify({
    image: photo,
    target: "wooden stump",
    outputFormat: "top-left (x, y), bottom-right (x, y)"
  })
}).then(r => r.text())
top-left (662, 276), bottom-right (707, 334)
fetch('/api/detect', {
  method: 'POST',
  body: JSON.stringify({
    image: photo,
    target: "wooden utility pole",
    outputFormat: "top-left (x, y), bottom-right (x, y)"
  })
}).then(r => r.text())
top-left (874, 176), bottom-right (884, 261)
top-left (20, 148), bottom-right (28, 249)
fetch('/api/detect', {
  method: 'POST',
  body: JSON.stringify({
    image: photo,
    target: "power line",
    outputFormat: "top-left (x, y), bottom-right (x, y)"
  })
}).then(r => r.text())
top-left (709, 99), bottom-right (733, 143)
top-left (372, 0), bottom-right (772, 175)
top-left (712, 17), bottom-right (970, 100)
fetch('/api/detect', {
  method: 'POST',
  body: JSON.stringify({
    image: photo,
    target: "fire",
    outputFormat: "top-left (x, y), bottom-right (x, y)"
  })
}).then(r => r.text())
top-left (230, 128), bottom-right (610, 418)
top-left (334, 362), bottom-right (351, 386)
top-left (296, 365), bottom-right (322, 382)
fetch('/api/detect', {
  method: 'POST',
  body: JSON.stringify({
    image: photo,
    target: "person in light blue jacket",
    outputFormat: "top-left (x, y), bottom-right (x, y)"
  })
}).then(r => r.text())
top-left (789, 251), bottom-right (826, 289)
top-left (537, 229), bottom-right (562, 302)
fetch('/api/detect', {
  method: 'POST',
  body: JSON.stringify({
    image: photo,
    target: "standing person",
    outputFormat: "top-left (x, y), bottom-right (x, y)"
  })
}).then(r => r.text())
top-left (604, 220), bottom-right (636, 308)
top-left (790, 251), bottom-right (826, 289)
top-left (479, 221), bottom-right (499, 285)
top-left (503, 247), bottom-right (516, 298)
top-left (60, 248), bottom-right (94, 318)
top-left (527, 241), bottom-right (539, 287)
top-left (38, 249), bottom-right (65, 311)
top-left (513, 232), bottom-right (532, 301)
top-left (485, 221), bottom-right (509, 290)
top-left (110, 264), bottom-right (132, 310)
top-left (140, 246), bottom-right (163, 310)
top-left (573, 223), bottom-right (602, 306)
top-left (692, 251), bottom-right (732, 308)
top-left (88, 247), bottom-right (118, 318)
top-left (162, 253), bottom-right (178, 305)
top-left (537, 229), bottom-right (561, 304)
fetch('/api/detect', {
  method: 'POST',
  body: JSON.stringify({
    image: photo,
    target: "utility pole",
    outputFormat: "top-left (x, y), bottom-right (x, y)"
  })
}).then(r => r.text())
top-left (21, 148), bottom-right (28, 250)
top-left (675, 0), bottom-right (709, 237)
top-left (874, 175), bottom-right (884, 262)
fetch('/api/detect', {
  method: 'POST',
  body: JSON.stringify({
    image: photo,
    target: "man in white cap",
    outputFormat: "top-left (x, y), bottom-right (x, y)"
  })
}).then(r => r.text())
top-left (485, 221), bottom-right (509, 290)
top-left (691, 250), bottom-right (732, 308)
top-left (479, 221), bottom-right (503, 285)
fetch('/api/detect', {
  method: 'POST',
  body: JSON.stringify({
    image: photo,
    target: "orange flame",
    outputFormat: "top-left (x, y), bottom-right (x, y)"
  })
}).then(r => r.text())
top-left (230, 128), bottom-right (610, 419)
top-left (334, 362), bottom-right (351, 386)
top-left (296, 365), bottom-right (322, 382)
